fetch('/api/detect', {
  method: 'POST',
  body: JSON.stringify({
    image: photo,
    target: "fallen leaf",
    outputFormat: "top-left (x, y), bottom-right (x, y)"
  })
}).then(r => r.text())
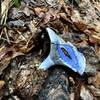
top-left (44, 9), bottom-right (59, 24)
top-left (49, 20), bottom-right (64, 32)
top-left (61, 5), bottom-right (73, 16)
top-left (0, 46), bottom-right (24, 75)
top-left (89, 35), bottom-right (100, 44)
top-left (34, 7), bottom-right (48, 14)
top-left (73, 21), bottom-right (88, 32)
top-left (59, 12), bottom-right (73, 25)
top-left (0, 80), bottom-right (5, 89)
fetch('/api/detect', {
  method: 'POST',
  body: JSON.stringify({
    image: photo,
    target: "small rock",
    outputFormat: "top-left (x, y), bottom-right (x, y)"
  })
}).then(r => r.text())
top-left (80, 85), bottom-right (94, 100)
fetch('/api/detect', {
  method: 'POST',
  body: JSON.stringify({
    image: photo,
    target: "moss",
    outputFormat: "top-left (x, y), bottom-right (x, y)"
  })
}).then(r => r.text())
top-left (12, 0), bottom-right (22, 7)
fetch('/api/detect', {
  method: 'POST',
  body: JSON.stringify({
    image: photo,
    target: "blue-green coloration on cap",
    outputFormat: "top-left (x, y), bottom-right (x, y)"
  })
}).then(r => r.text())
top-left (39, 28), bottom-right (86, 75)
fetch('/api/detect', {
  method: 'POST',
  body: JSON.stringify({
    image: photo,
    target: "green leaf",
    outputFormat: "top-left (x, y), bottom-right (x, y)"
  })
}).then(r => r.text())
top-left (12, 0), bottom-right (22, 7)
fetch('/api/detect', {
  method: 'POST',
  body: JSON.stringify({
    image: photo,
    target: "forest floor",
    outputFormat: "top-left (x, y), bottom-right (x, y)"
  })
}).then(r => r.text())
top-left (0, 0), bottom-right (100, 100)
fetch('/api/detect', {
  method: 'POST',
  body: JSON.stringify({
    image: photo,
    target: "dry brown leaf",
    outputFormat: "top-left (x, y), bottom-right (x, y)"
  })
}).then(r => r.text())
top-left (63, 24), bottom-right (69, 32)
top-left (18, 44), bottom-right (34, 53)
top-left (34, 7), bottom-right (48, 14)
top-left (73, 21), bottom-right (96, 36)
top-left (0, 45), bottom-right (24, 61)
top-left (44, 9), bottom-right (59, 24)
top-left (49, 20), bottom-right (64, 32)
top-left (76, 41), bottom-right (88, 48)
top-left (73, 21), bottom-right (88, 32)
top-left (61, 5), bottom-right (73, 16)
top-left (0, 80), bottom-right (5, 89)
top-left (89, 35), bottom-right (100, 44)
top-left (0, 46), bottom-right (24, 75)
top-left (59, 12), bottom-right (73, 25)
top-left (5, 20), bottom-right (37, 54)
top-left (59, 0), bottom-right (65, 6)
top-left (88, 85), bottom-right (100, 97)
top-left (13, 36), bottom-right (35, 53)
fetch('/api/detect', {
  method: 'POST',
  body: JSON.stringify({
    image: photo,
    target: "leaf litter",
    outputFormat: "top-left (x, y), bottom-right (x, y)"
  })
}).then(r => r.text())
top-left (0, 0), bottom-right (100, 99)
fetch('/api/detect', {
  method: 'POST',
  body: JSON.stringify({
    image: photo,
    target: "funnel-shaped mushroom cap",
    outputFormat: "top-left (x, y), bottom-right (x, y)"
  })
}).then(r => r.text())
top-left (39, 28), bottom-right (86, 75)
